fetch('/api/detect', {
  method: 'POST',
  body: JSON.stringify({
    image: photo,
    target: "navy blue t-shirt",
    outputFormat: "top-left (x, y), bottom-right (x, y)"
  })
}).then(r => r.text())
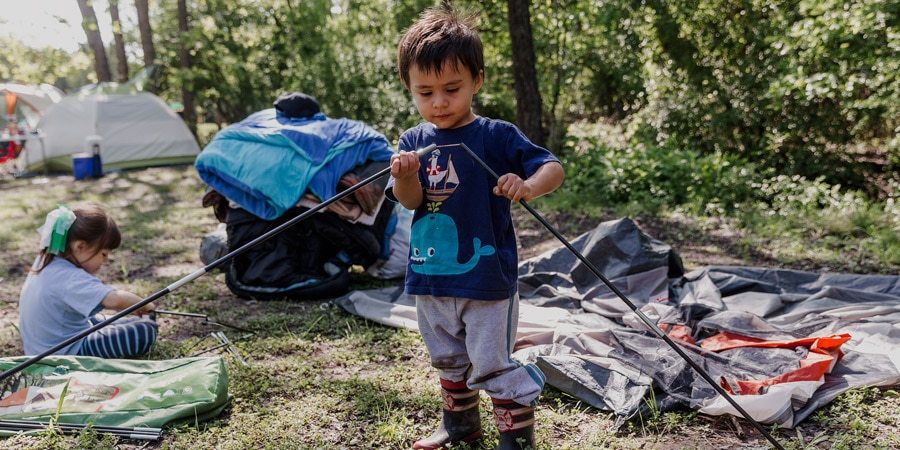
top-left (386, 116), bottom-right (559, 300)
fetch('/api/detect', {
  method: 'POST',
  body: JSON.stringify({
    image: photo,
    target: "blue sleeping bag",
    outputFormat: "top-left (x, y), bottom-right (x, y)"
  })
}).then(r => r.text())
top-left (195, 109), bottom-right (394, 220)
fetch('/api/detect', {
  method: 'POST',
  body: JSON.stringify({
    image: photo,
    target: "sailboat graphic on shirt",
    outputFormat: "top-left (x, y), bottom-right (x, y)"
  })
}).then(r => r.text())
top-left (425, 149), bottom-right (459, 202)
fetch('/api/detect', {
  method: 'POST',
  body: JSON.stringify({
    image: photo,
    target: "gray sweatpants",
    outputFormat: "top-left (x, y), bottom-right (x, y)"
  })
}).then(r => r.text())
top-left (416, 294), bottom-right (545, 406)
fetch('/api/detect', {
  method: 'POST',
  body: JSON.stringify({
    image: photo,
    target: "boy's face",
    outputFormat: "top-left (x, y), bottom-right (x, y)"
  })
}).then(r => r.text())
top-left (408, 60), bottom-right (483, 130)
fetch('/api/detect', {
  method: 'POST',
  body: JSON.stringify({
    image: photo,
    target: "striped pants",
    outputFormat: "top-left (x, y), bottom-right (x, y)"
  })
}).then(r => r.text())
top-left (77, 314), bottom-right (158, 358)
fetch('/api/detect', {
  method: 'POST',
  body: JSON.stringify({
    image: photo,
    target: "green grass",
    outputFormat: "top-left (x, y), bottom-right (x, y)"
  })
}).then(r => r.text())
top-left (0, 164), bottom-right (897, 449)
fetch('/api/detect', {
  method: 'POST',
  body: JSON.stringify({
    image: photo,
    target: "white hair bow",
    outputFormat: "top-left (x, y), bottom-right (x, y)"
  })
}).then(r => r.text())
top-left (37, 205), bottom-right (76, 254)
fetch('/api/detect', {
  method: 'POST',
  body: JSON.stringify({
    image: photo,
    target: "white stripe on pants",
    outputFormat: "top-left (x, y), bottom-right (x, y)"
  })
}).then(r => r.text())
top-left (78, 315), bottom-right (158, 358)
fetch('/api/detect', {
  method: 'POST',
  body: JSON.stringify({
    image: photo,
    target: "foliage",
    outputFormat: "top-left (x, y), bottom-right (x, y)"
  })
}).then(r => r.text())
top-left (555, 120), bottom-right (900, 271)
top-left (3, 1), bottom-right (894, 197)
top-left (147, 0), bottom-right (426, 140)
top-left (556, 120), bottom-right (763, 216)
top-left (621, 0), bottom-right (897, 191)
top-left (739, 175), bottom-right (900, 269)
top-left (0, 37), bottom-right (93, 92)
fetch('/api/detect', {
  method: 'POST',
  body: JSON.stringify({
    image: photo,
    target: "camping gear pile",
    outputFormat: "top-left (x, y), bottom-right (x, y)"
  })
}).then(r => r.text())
top-left (337, 217), bottom-right (900, 429)
top-left (0, 83), bottom-right (63, 168)
top-left (195, 94), bottom-right (409, 299)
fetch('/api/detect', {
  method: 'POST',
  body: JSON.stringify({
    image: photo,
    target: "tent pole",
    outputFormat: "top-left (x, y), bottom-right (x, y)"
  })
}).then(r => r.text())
top-left (37, 131), bottom-right (48, 176)
top-left (451, 142), bottom-right (785, 450)
top-left (0, 420), bottom-right (161, 440)
top-left (0, 144), bottom-right (437, 382)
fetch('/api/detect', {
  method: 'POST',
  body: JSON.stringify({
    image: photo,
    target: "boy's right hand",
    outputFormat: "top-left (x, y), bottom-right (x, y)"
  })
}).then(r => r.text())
top-left (390, 151), bottom-right (421, 180)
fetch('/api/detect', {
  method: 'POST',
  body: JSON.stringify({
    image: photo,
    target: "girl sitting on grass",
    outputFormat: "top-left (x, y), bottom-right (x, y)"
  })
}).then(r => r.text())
top-left (18, 203), bottom-right (157, 358)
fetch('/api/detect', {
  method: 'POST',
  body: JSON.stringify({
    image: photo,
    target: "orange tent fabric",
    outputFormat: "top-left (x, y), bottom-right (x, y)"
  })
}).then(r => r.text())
top-left (702, 332), bottom-right (851, 395)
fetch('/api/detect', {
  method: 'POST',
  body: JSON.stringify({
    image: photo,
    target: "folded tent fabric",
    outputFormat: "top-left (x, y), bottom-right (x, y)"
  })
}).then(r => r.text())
top-left (195, 109), bottom-right (394, 220)
top-left (335, 218), bottom-right (900, 428)
top-left (702, 332), bottom-right (851, 395)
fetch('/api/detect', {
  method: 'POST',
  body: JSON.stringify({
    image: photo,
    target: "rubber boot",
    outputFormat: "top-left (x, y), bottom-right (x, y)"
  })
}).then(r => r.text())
top-left (492, 398), bottom-right (535, 450)
top-left (413, 378), bottom-right (483, 449)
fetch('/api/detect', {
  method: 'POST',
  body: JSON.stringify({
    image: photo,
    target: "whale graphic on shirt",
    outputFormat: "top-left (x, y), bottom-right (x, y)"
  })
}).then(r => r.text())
top-left (409, 213), bottom-right (495, 275)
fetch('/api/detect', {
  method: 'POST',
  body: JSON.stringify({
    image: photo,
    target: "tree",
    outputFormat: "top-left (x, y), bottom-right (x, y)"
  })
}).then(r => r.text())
top-left (177, 0), bottom-right (196, 135)
top-left (0, 36), bottom-right (93, 90)
top-left (506, 0), bottom-right (544, 146)
top-left (135, 0), bottom-right (157, 66)
top-left (109, 0), bottom-right (129, 82)
top-left (76, 0), bottom-right (112, 82)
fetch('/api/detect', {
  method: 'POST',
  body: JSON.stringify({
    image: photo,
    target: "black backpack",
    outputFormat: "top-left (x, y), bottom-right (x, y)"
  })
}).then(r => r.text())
top-left (223, 200), bottom-right (392, 300)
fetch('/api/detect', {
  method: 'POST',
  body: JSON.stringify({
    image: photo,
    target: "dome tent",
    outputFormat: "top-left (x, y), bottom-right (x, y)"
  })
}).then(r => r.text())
top-left (0, 83), bottom-right (63, 128)
top-left (17, 92), bottom-right (199, 173)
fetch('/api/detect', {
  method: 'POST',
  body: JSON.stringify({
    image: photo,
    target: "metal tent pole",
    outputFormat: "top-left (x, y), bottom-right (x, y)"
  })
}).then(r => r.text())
top-left (0, 144), bottom-right (437, 382)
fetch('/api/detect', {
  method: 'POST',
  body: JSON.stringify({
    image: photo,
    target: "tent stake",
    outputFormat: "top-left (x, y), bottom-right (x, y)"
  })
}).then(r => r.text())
top-left (450, 142), bottom-right (785, 450)
top-left (0, 144), bottom-right (437, 382)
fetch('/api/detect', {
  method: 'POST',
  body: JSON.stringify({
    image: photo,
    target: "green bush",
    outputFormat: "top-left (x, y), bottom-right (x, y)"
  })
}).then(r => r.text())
top-left (558, 120), bottom-right (900, 269)
top-left (617, 0), bottom-right (897, 190)
top-left (742, 175), bottom-right (900, 265)
top-left (557, 121), bottom-right (761, 215)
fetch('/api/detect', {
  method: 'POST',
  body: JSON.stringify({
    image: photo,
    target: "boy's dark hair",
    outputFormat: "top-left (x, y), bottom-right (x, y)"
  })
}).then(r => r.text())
top-left (34, 203), bottom-right (121, 273)
top-left (397, 4), bottom-right (484, 89)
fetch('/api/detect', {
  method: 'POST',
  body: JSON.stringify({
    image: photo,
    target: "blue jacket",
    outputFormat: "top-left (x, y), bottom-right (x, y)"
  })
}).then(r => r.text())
top-left (196, 109), bottom-right (394, 220)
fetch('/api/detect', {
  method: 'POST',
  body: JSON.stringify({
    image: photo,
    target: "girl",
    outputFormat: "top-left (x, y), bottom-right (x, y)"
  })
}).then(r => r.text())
top-left (18, 203), bottom-right (158, 358)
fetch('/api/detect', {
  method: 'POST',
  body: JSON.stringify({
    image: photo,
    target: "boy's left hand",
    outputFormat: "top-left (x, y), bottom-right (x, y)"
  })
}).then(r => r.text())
top-left (494, 173), bottom-right (531, 202)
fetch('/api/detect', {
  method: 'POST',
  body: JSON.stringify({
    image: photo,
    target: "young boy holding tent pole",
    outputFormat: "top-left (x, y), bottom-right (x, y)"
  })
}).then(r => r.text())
top-left (388, 5), bottom-right (565, 449)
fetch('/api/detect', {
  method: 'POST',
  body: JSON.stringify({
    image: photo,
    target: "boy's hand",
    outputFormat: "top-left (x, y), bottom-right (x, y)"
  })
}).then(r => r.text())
top-left (390, 151), bottom-right (421, 180)
top-left (494, 173), bottom-right (532, 202)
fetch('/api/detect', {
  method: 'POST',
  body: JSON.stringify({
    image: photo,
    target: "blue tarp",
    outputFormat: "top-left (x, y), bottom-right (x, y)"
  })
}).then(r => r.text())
top-left (195, 109), bottom-right (394, 220)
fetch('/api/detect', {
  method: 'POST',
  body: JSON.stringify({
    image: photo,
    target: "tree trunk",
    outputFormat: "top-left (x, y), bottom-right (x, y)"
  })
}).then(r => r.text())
top-left (177, 0), bottom-right (197, 136)
top-left (506, 0), bottom-right (545, 147)
top-left (110, 0), bottom-right (129, 82)
top-left (135, 0), bottom-right (157, 66)
top-left (76, 0), bottom-right (112, 83)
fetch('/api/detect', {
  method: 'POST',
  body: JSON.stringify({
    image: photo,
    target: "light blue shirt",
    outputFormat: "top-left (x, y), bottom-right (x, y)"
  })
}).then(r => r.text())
top-left (19, 257), bottom-right (113, 355)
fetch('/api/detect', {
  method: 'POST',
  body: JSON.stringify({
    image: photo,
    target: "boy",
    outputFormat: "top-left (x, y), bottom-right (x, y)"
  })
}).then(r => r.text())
top-left (387, 5), bottom-right (565, 450)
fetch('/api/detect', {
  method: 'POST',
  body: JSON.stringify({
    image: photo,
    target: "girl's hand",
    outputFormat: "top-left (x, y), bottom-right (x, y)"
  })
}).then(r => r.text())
top-left (390, 151), bottom-right (421, 180)
top-left (494, 173), bottom-right (532, 202)
top-left (135, 302), bottom-right (156, 317)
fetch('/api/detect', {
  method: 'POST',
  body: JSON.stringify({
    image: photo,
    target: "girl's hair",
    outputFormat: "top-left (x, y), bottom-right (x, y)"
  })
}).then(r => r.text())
top-left (33, 203), bottom-right (121, 273)
top-left (397, 3), bottom-right (484, 89)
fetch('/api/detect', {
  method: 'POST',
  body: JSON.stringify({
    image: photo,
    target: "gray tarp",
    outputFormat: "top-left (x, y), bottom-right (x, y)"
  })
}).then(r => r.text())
top-left (335, 218), bottom-right (900, 427)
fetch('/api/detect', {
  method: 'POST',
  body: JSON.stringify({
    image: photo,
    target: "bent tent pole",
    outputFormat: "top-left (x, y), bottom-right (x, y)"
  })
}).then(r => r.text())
top-left (0, 144), bottom-right (438, 382)
top-left (450, 142), bottom-right (785, 450)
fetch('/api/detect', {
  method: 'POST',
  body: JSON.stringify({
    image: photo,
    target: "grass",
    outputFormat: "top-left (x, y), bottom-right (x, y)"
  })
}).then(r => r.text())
top-left (0, 165), bottom-right (897, 449)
